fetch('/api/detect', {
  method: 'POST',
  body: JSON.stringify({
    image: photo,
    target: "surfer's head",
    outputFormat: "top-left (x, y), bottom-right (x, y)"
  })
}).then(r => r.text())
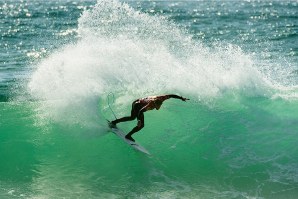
top-left (154, 100), bottom-right (163, 110)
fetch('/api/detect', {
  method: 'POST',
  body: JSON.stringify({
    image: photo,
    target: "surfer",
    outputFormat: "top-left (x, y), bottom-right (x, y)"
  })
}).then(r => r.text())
top-left (109, 94), bottom-right (189, 142)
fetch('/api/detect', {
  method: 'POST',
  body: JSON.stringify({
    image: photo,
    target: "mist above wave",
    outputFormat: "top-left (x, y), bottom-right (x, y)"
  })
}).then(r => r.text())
top-left (28, 0), bottom-right (270, 128)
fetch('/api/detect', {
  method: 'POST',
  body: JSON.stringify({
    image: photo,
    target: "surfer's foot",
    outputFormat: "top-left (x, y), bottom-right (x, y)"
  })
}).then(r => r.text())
top-left (125, 135), bottom-right (135, 142)
top-left (108, 121), bottom-right (117, 128)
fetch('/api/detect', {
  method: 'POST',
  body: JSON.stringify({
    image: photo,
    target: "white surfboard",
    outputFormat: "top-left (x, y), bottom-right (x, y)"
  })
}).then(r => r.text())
top-left (109, 126), bottom-right (150, 155)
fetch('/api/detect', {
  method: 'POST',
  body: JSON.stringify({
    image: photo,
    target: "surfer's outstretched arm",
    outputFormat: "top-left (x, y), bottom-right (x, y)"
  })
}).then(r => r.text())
top-left (160, 94), bottom-right (190, 102)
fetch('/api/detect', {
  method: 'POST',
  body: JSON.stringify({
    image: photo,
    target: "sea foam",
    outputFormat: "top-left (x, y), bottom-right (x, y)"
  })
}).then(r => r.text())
top-left (28, 0), bottom-right (269, 128)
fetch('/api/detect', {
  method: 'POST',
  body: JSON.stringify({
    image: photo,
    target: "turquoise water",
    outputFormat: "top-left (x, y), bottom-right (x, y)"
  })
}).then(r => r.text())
top-left (1, 0), bottom-right (298, 198)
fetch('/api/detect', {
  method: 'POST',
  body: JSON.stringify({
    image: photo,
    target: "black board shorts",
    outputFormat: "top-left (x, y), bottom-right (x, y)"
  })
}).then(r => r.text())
top-left (131, 100), bottom-right (144, 121)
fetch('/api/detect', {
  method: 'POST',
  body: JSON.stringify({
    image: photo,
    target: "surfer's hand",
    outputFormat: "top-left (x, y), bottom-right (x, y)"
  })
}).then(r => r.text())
top-left (181, 96), bottom-right (190, 101)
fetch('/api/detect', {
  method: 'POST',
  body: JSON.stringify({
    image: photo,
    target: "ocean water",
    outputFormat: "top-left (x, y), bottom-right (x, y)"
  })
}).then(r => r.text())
top-left (1, 0), bottom-right (298, 198)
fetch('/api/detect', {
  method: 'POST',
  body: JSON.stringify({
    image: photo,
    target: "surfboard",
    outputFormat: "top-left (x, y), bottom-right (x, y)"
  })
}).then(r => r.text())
top-left (108, 122), bottom-right (150, 155)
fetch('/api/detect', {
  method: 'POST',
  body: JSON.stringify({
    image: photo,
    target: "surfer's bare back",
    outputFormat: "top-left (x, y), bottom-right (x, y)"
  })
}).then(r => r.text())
top-left (109, 94), bottom-right (190, 142)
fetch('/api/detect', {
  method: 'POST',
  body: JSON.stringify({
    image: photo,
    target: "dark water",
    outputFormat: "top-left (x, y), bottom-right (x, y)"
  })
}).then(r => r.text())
top-left (1, 0), bottom-right (298, 198)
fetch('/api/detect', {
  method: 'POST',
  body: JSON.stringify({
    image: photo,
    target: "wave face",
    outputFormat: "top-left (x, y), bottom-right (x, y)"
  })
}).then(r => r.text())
top-left (1, 0), bottom-right (298, 198)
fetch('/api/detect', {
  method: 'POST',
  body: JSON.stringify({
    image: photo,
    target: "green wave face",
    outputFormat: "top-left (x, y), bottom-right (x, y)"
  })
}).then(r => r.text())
top-left (1, 95), bottom-right (298, 198)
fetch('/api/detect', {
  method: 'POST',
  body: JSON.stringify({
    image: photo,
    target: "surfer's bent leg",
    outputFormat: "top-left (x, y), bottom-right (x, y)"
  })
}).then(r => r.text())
top-left (125, 112), bottom-right (144, 141)
top-left (111, 101), bottom-right (139, 125)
